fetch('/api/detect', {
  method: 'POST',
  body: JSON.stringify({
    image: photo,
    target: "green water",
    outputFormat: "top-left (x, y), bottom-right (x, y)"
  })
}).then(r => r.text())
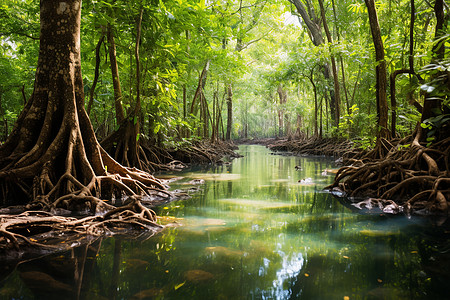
top-left (1, 145), bottom-right (449, 299)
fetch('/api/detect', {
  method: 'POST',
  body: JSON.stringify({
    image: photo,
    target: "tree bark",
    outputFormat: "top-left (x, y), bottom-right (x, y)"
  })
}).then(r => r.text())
top-left (318, 0), bottom-right (340, 127)
top-left (0, 0), bottom-right (164, 208)
top-left (290, 0), bottom-right (323, 46)
top-left (277, 84), bottom-right (287, 137)
top-left (419, 0), bottom-right (447, 140)
top-left (290, 0), bottom-right (336, 125)
top-left (365, 0), bottom-right (390, 139)
top-left (431, 0), bottom-right (445, 60)
top-left (87, 34), bottom-right (104, 116)
top-left (107, 23), bottom-right (125, 124)
top-left (225, 84), bottom-right (233, 140)
top-left (190, 60), bottom-right (210, 115)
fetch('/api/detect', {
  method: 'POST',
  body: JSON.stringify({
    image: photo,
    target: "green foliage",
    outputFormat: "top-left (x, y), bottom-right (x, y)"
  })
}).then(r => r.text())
top-left (338, 104), bottom-right (359, 139)
top-left (0, 0), bottom-right (446, 143)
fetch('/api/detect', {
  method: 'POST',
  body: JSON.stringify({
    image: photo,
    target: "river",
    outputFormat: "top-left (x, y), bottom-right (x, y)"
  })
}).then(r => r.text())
top-left (0, 145), bottom-right (449, 299)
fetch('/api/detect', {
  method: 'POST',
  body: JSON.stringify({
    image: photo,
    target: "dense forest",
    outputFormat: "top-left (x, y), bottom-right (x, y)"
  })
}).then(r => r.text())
top-left (0, 0), bottom-right (449, 253)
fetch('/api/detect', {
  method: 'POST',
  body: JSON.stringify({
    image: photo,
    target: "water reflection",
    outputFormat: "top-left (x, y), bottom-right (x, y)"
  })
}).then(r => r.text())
top-left (1, 145), bottom-right (449, 299)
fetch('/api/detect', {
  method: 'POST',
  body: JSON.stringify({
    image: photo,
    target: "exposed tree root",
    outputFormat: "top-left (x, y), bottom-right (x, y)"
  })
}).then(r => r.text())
top-left (169, 139), bottom-right (242, 165)
top-left (0, 198), bottom-right (162, 259)
top-left (100, 119), bottom-right (174, 173)
top-left (0, 0), bottom-right (173, 257)
top-left (100, 119), bottom-right (241, 173)
top-left (327, 130), bottom-right (450, 216)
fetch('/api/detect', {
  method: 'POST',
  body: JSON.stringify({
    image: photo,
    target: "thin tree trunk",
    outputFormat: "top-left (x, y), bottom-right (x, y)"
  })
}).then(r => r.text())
top-left (87, 35), bottom-right (104, 116)
top-left (130, 7), bottom-right (143, 168)
top-left (319, 97), bottom-right (323, 139)
top-left (309, 71), bottom-right (318, 137)
top-left (190, 60), bottom-right (210, 115)
top-left (107, 23), bottom-right (125, 124)
top-left (291, 0), bottom-right (336, 124)
top-left (21, 85), bottom-right (27, 105)
top-left (134, 8), bottom-right (143, 117)
top-left (318, 0), bottom-right (340, 127)
top-left (420, 0), bottom-right (446, 140)
top-left (0, 90), bottom-right (6, 141)
top-left (225, 83), bottom-right (233, 140)
top-left (365, 0), bottom-right (390, 139)
top-left (277, 84), bottom-right (287, 137)
top-left (390, 69), bottom-right (418, 136)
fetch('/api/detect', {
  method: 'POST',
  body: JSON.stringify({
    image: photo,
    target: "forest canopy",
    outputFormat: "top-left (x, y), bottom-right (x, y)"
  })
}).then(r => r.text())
top-left (0, 0), bottom-right (446, 145)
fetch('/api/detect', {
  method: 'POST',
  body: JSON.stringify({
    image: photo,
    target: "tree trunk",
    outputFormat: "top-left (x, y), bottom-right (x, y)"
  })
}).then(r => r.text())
top-left (190, 60), bottom-right (210, 115)
top-left (431, 0), bottom-right (445, 60)
top-left (365, 0), bottom-right (390, 139)
top-left (308, 71), bottom-right (318, 137)
top-left (0, 0), bottom-right (164, 210)
top-left (318, 0), bottom-right (340, 128)
top-left (291, 0), bottom-right (336, 124)
top-left (107, 23), bottom-right (125, 124)
top-left (277, 84), bottom-right (287, 137)
top-left (87, 34), bottom-right (104, 116)
top-left (419, 0), bottom-right (447, 141)
top-left (290, 0), bottom-right (323, 46)
top-left (129, 7), bottom-right (144, 169)
top-left (225, 84), bottom-right (233, 141)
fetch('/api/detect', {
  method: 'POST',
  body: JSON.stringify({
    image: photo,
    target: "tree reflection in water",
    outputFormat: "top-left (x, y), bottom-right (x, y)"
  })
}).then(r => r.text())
top-left (1, 146), bottom-right (449, 299)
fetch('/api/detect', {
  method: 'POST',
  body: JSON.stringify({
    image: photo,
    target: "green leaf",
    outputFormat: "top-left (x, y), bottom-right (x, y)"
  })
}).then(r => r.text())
top-left (154, 124), bottom-right (161, 134)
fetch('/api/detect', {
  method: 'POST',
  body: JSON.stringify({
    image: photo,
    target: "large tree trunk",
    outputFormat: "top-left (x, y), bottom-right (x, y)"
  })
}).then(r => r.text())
top-left (365, 0), bottom-right (390, 139)
top-left (0, 0), bottom-right (164, 214)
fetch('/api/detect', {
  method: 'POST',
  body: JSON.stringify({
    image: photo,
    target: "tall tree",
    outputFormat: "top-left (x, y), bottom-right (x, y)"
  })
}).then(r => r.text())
top-left (289, 0), bottom-right (338, 126)
top-left (0, 0), bottom-right (164, 218)
top-left (318, 0), bottom-right (340, 127)
top-left (364, 0), bottom-right (389, 139)
top-left (225, 83), bottom-right (233, 140)
top-left (107, 21), bottom-right (125, 124)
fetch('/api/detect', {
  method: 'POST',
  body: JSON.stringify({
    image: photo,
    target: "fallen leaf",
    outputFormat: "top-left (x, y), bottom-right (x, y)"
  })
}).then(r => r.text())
top-left (174, 282), bottom-right (185, 290)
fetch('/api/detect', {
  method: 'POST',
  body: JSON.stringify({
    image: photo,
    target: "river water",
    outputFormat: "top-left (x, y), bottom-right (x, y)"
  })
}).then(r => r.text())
top-left (1, 145), bottom-right (449, 299)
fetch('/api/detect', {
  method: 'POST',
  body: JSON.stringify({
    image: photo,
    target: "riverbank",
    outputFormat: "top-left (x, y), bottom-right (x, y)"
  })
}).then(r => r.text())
top-left (236, 137), bottom-right (357, 158)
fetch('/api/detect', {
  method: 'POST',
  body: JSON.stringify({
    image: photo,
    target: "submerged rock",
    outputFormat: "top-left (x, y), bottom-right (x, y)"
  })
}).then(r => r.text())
top-left (184, 269), bottom-right (214, 283)
top-left (205, 246), bottom-right (244, 257)
top-left (298, 178), bottom-right (313, 185)
top-left (131, 288), bottom-right (164, 299)
top-left (187, 179), bottom-right (205, 185)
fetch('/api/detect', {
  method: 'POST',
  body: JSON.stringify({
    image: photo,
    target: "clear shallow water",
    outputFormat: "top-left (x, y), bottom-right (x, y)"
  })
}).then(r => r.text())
top-left (1, 145), bottom-right (449, 299)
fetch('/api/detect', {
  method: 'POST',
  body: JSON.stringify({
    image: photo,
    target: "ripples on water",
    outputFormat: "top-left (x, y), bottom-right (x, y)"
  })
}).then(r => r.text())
top-left (1, 145), bottom-right (449, 299)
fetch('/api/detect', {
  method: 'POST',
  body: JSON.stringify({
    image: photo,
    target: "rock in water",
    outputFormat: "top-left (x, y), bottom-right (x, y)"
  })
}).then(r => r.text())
top-left (184, 269), bottom-right (214, 283)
